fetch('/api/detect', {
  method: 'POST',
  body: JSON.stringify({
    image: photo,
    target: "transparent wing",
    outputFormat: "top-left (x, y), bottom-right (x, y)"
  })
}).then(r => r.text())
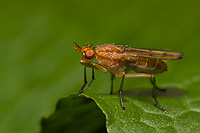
top-left (123, 47), bottom-right (184, 60)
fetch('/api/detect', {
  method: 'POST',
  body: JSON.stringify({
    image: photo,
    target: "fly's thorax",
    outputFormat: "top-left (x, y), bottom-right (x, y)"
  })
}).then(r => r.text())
top-left (95, 44), bottom-right (124, 53)
top-left (95, 54), bottom-right (125, 77)
top-left (95, 44), bottom-right (125, 77)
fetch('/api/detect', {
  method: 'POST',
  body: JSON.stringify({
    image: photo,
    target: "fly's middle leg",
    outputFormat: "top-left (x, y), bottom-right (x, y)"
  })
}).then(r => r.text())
top-left (119, 75), bottom-right (126, 111)
top-left (110, 73), bottom-right (114, 95)
top-left (124, 73), bottom-right (168, 112)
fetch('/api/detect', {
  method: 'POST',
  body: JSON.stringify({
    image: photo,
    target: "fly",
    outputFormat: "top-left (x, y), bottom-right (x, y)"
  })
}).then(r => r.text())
top-left (73, 42), bottom-right (183, 112)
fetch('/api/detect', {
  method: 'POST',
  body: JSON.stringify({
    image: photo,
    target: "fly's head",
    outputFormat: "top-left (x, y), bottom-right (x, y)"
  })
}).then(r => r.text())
top-left (73, 42), bottom-right (95, 65)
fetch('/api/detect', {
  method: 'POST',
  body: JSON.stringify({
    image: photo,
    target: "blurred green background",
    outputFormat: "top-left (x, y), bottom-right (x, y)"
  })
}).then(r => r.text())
top-left (0, 1), bottom-right (200, 133)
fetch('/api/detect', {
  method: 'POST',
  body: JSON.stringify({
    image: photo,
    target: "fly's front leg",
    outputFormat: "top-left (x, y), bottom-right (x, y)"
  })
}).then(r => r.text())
top-left (124, 73), bottom-right (168, 112)
top-left (93, 63), bottom-right (108, 73)
top-left (78, 66), bottom-right (87, 94)
top-left (78, 66), bottom-right (95, 95)
top-left (78, 63), bottom-right (108, 95)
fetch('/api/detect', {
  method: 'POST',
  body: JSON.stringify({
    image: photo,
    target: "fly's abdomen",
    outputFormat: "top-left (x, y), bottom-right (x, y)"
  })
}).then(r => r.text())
top-left (125, 57), bottom-right (167, 74)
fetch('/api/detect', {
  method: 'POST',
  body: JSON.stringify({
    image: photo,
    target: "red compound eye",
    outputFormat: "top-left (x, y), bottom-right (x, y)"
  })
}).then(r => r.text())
top-left (85, 49), bottom-right (95, 59)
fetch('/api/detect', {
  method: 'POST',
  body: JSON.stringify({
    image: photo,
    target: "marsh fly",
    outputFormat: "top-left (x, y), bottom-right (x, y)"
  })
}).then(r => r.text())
top-left (74, 42), bottom-right (183, 112)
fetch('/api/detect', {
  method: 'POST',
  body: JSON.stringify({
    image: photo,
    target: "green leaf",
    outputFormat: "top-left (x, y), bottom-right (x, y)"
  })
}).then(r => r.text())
top-left (41, 95), bottom-right (106, 133)
top-left (42, 86), bottom-right (200, 132)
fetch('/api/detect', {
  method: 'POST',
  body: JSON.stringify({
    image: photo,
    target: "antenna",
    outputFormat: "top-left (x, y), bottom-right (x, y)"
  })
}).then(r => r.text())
top-left (73, 41), bottom-right (81, 51)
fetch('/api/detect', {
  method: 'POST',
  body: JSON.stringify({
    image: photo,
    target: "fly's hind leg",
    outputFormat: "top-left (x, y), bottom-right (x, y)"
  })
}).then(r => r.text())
top-left (124, 73), bottom-right (168, 112)
top-left (149, 78), bottom-right (167, 92)
top-left (151, 75), bottom-right (168, 112)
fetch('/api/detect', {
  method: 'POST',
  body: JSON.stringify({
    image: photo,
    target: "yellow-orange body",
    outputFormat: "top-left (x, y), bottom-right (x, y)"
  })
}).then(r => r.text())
top-left (74, 42), bottom-right (183, 112)
top-left (95, 44), bottom-right (168, 77)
